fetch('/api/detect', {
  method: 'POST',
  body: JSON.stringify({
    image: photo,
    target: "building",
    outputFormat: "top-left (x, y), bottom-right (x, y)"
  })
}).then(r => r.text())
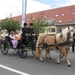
top-left (1, 5), bottom-right (75, 37)
top-left (12, 5), bottom-right (75, 34)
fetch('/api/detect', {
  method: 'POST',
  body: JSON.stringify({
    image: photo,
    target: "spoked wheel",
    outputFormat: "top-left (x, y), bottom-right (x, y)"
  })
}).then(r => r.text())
top-left (14, 49), bottom-right (18, 53)
top-left (32, 45), bottom-right (36, 56)
top-left (1, 46), bottom-right (9, 55)
top-left (18, 45), bottom-right (27, 58)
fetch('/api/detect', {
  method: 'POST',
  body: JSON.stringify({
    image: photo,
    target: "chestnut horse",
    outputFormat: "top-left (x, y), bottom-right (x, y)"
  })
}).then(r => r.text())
top-left (35, 27), bottom-right (75, 66)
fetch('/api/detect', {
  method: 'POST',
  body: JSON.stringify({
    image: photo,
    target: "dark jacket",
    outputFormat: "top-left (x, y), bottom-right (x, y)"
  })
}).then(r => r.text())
top-left (29, 28), bottom-right (35, 35)
top-left (22, 27), bottom-right (29, 37)
top-left (73, 33), bottom-right (75, 42)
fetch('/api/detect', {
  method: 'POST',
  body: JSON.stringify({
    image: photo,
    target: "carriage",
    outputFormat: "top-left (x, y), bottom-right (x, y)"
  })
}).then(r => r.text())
top-left (0, 26), bottom-right (75, 66)
top-left (0, 35), bottom-right (36, 58)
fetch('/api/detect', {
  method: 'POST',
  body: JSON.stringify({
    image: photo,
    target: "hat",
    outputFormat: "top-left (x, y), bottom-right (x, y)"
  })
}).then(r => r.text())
top-left (24, 23), bottom-right (27, 26)
top-left (29, 23), bottom-right (33, 26)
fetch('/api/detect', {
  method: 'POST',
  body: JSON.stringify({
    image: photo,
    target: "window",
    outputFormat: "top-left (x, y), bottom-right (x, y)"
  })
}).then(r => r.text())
top-left (27, 19), bottom-right (29, 21)
top-left (43, 22), bottom-right (48, 25)
top-left (55, 14), bottom-right (58, 17)
top-left (59, 20), bottom-right (62, 23)
top-left (1, 31), bottom-right (3, 34)
top-left (47, 28), bottom-right (55, 32)
top-left (5, 31), bottom-right (8, 34)
top-left (72, 12), bottom-right (75, 15)
top-left (62, 14), bottom-right (64, 16)
top-left (49, 20), bottom-right (55, 25)
top-left (68, 19), bottom-right (72, 22)
top-left (33, 18), bottom-right (35, 20)
top-left (44, 16), bottom-right (48, 19)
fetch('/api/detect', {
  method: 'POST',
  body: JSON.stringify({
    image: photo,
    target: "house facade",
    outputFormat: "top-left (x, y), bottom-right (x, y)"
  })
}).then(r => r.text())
top-left (12, 5), bottom-right (75, 34)
top-left (1, 5), bottom-right (75, 38)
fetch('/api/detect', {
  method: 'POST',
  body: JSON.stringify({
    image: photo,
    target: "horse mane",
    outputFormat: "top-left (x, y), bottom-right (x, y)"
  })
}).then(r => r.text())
top-left (61, 26), bottom-right (74, 41)
top-left (55, 33), bottom-right (61, 41)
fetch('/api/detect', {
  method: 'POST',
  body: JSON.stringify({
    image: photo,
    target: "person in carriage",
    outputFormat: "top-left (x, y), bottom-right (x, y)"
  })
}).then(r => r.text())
top-left (22, 22), bottom-right (37, 46)
top-left (22, 23), bottom-right (30, 46)
top-left (9, 31), bottom-right (18, 48)
top-left (28, 23), bottom-right (37, 44)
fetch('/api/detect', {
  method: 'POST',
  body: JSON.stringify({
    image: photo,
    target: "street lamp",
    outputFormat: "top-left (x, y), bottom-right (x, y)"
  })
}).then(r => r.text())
top-left (22, 0), bottom-right (27, 27)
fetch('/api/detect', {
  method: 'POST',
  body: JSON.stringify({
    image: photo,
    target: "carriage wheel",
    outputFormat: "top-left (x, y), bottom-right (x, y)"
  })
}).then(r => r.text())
top-left (32, 45), bottom-right (36, 56)
top-left (18, 45), bottom-right (27, 58)
top-left (1, 46), bottom-right (9, 55)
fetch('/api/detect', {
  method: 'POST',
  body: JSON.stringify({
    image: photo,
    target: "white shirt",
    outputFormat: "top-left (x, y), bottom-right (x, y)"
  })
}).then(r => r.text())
top-left (9, 35), bottom-right (15, 40)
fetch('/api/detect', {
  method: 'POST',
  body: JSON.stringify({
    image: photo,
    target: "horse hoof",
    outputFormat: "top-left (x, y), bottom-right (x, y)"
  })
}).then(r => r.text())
top-left (57, 62), bottom-right (60, 64)
top-left (40, 58), bottom-right (43, 62)
top-left (57, 63), bottom-right (60, 64)
top-left (36, 57), bottom-right (38, 59)
top-left (68, 64), bottom-right (71, 67)
top-left (46, 57), bottom-right (48, 58)
top-left (40, 59), bottom-right (43, 62)
top-left (49, 58), bottom-right (52, 60)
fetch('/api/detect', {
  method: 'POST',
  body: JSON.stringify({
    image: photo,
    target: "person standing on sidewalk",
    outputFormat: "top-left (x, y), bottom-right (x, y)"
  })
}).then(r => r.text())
top-left (72, 32), bottom-right (75, 53)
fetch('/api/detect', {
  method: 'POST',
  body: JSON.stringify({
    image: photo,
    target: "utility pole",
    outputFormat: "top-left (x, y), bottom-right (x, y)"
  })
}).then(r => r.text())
top-left (22, 0), bottom-right (27, 27)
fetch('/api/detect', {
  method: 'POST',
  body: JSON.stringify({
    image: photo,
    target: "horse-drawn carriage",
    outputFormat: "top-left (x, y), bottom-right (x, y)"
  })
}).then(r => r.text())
top-left (0, 35), bottom-right (36, 58)
top-left (0, 26), bottom-right (75, 66)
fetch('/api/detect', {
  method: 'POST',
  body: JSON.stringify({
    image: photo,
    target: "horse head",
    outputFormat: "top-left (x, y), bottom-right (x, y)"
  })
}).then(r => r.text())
top-left (61, 26), bottom-right (75, 42)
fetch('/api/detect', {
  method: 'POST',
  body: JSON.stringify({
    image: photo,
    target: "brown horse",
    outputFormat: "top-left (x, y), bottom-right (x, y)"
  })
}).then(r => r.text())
top-left (35, 27), bottom-right (75, 66)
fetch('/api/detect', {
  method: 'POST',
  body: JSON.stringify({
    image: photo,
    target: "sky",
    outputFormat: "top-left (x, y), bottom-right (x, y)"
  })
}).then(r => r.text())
top-left (0, 0), bottom-right (75, 20)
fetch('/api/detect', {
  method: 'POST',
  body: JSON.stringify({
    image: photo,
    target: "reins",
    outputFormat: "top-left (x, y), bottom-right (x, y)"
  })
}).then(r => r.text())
top-left (37, 34), bottom-right (72, 48)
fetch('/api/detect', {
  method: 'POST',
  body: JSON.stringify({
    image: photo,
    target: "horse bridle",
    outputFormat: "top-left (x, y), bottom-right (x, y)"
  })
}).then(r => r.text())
top-left (67, 29), bottom-right (74, 42)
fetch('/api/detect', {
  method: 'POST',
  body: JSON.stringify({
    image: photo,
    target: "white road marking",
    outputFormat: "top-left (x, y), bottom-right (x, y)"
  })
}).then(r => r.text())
top-left (0, 64), bottom-right (30, 75)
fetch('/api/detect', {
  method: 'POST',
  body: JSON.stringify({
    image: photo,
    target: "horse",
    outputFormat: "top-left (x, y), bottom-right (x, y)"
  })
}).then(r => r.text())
top-left (35, 26), bottom-right (75, 66)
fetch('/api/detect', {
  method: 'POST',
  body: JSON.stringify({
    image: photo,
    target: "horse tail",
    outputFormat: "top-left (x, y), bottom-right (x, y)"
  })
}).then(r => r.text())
top-left (35, 37), bottom-right (40, 58)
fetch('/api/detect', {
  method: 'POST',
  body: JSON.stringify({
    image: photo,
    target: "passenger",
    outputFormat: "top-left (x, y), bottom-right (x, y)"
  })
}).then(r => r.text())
top-left (9, 31), bottom-right (18, 48)
top-left (14, 31), bottom-right (20, 41)
top-left (22, 23), bottom-right (30, 46)
top-left (29, 23), bottom-right (37, 44)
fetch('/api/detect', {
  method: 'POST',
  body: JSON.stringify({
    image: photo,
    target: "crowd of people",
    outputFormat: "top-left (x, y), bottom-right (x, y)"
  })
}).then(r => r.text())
top-left (9, 22), bottom-right (37, 48)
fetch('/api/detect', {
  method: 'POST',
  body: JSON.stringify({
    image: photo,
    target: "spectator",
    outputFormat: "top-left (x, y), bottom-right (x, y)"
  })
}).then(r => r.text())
top-left (72, 32), bottom-right (75, 53)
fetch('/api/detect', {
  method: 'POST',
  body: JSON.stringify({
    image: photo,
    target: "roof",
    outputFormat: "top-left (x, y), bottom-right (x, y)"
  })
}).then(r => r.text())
top-left (1, 5), bottom-right (75, 25)
top-left (26, 5), bottom-right (75, 25)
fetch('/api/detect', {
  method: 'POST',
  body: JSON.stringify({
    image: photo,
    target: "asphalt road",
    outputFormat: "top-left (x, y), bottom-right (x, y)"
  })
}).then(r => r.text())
top-left (0, 48), bottom-right (75, 75)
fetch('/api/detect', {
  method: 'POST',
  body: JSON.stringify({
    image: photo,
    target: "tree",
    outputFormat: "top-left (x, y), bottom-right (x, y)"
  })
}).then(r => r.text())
top-left (30, 12), bottom-right (47, 35)
top-left (0, 18), bottom-right (21, 35)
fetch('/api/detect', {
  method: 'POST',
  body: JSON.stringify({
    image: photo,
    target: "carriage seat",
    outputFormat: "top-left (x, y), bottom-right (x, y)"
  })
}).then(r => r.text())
top-left (5, 36), bottom-right (13, 47)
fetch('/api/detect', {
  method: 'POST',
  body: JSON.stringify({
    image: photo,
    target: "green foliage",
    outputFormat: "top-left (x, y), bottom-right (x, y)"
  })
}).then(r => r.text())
top-left (30, 12), bottom-right (47, 35)
top-left (0, 18), bottom-right (21, 34)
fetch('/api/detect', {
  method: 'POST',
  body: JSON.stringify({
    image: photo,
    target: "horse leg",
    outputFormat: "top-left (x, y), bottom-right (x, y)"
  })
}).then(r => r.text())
top-left (35, 47), bottom-right (43, 62)
top-left (57, 51), bottom-right (62, 64)
top-left (39, 48), bottom-right (43, 62)
top-left (60, 53), bottom-right (64, 59)
top-left (60, 46), bottom-right (69, 59)
top-left (46, 48), bottom-right (52, 59)
top-left (35, 47), bottom-right (40, 59)
top-left (61, 47), bottom-right (71, 66)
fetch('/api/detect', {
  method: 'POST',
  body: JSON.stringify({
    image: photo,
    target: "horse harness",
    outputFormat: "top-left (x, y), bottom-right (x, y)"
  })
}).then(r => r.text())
top-left (38, 33), bottom-right (72, 50)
